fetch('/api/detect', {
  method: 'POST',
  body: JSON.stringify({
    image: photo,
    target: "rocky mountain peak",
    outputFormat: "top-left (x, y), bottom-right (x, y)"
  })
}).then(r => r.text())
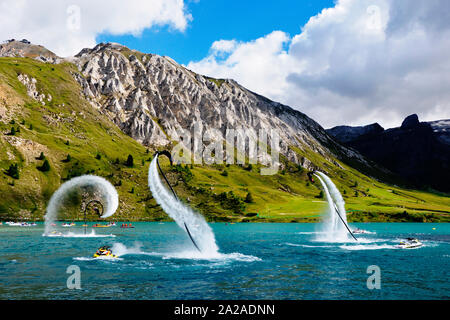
top-left (0, 39), bottom-right (60, 63)
top-left (69, 42), bottom-right (369, 170)
top-left (401, 114), bottom-right (420, 129)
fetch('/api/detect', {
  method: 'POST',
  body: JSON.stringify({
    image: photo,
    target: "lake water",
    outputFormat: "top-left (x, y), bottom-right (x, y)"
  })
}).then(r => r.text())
top-left (0, 222), bottom-right (448, 299)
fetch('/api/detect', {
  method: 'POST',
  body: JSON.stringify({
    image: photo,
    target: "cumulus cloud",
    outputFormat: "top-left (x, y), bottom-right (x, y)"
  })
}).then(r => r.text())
top-left (187, 0), bottom-right (450, 128)
top-left (188, 31), bottom-right (294, 100)
top-left (0, 0), bottom-right (191, 57)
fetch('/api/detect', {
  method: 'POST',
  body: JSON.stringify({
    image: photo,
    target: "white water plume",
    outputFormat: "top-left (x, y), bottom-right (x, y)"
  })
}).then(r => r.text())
top-left (44, 175), bottom-right (118, 235)
top-left (314, 172), bottom-right (352, 242)
top-left (148, 156), bottom-right (219, 256)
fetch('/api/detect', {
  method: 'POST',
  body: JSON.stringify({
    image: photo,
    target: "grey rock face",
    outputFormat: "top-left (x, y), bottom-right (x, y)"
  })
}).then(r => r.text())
top-left (70, 42), bottom-right (366, 168)
top-left (0, 40), bottom-right (60, 63)
top-left (17, 74), bottom-right (52, 105)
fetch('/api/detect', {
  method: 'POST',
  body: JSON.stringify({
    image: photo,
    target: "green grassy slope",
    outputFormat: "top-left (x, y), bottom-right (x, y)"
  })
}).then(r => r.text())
top-left (0, 57), bottom-right (449, 222)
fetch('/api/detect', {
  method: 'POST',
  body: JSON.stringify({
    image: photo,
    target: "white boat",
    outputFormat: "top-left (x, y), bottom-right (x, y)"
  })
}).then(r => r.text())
top-left (6, 222), bottom-right (23, 226)
top-left (62, 222), bottom-right (75, 227)
top-left (396, 238), bottom-right (423, 249)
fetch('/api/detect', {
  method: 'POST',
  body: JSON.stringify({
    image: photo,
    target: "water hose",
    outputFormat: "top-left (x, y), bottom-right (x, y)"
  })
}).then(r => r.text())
top-left (314, 172), bottom-right (358, 241)
top-left (154, 151), bottom-right (202, 252)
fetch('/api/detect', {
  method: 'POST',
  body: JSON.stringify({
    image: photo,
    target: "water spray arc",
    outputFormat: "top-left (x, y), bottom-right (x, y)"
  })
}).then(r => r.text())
top-left (313, 171), bottom-right (358, 241)
top-left (44, 175), bottom-right (118, 235)
top-left (153, 151), bottom-right (202, 252)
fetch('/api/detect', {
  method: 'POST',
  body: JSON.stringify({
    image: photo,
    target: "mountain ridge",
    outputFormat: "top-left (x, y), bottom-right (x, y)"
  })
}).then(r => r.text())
top-left (1, 40), bottom-right (449, 222)
top-left (327, 114), bottom-right (450, 192)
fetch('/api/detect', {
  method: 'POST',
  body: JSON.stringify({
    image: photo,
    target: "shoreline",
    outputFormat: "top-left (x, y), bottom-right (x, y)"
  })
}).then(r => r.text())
top-left (1, 219), bottom-right (448, 223)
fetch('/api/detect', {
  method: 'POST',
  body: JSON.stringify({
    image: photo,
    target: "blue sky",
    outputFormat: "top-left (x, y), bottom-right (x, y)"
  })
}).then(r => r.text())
top-left (3, 0), bottom-right (448, 127)
top-left (97, 0), bottom-right (335, 65)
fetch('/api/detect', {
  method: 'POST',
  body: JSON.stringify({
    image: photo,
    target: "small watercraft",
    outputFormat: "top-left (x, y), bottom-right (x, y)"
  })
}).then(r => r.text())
top-left (396, 238), bottom-right (423, 249)
top-left (353, 228), bottom-right (369, 234)
top-left (62, 222), bottom-right (75, 227)
top-left (6, 222), bottom-right (25, 226)
top-left (93, 246), bottom-right (117, 258)
top-left (93, 223), bottom-right (111, 228)
top-left (120, 223), bottom-right (135, 228)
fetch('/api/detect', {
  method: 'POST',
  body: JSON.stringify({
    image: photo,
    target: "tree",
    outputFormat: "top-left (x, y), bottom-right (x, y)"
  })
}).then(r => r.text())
top-left (6, 163), bottom-right (19, 179)
top-left (95, 153), bottom-right (101, 160)
top-left (317, 190), bottom-right (324, 199)
top-left (64, 140), bottom-right (70, 146)
top-left (126, 154), bottom-right (134, 167)
top-left (9, 127), bottom-right (16, 136)
top-left (245, 192), bottom-right (254, 203)
top-left (38, 159), bottom-right (51, 172)
top-left (220, 170), bottom-right (228, 177)
top-left (130, 187), bottom-right (135, 194)
top-left (245, 164), bottom-right (253, 171)
top-left (37, 152), bottom-right (45, 160)
top-left (62, 154), bottom-right (71, 163)
top-left (28, 124), bottom-right (33, 130)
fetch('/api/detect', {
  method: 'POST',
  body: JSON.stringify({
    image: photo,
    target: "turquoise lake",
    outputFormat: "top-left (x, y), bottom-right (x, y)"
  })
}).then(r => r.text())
top-left (0, 222), bottom-right (448, 299)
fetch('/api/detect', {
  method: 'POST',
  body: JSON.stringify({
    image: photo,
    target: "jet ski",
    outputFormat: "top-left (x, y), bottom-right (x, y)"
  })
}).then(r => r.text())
top-left (396, 238), bottom-right (423, 249)
top-left (93, 246), bottom-right (117, 258)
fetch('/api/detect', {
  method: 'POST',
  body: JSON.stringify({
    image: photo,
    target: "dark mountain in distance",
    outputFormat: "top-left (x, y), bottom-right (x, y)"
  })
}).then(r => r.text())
top-left (327, 114), bottom-right (450, 192)
top-left (327, 123), bottom-right (384, 144)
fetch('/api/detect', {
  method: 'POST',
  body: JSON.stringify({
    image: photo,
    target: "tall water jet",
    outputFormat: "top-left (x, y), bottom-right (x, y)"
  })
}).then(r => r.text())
top-left (148, 156), bottom-right (219, 256)
top-left (314, 172), bottom-right (357, 242)
top-left (44, 175), bottom-right (118, 235)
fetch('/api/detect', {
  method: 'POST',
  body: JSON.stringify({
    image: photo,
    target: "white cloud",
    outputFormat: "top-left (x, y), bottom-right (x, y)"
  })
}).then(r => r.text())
top-left (0, 0), bottom-right (191, 57)
top-left (188, 31), bottom-right (294, 100)
top-left (187, 0), bottom-right (450, 129)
